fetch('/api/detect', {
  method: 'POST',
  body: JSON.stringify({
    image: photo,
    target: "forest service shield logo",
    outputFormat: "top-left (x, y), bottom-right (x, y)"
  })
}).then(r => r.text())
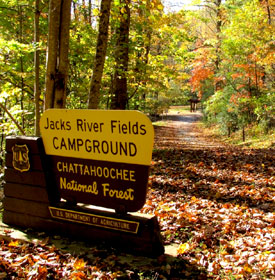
top-left (12, 144), bottom-right (30, 172)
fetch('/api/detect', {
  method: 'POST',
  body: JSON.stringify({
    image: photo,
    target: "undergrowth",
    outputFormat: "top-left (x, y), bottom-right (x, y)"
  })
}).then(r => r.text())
top-left (204, 124), bottom-right (275, 149)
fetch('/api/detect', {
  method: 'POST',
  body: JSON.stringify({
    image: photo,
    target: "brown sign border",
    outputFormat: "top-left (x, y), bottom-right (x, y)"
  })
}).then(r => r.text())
top-left (49, 206), bottom-right (140, 234)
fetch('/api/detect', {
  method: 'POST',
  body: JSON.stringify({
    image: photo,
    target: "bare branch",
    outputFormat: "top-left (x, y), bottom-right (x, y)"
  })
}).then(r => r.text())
top-left (0, 102), bottom-right (25, 135)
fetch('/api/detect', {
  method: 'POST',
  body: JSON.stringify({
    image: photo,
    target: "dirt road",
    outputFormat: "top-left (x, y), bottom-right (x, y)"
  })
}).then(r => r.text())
top-left (153, 110), bottom-right (221, 150)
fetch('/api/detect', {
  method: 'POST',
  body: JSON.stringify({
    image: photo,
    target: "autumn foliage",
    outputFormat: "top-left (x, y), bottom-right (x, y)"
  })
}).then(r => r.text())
top-left (190, 48), bottom-right (214, 98)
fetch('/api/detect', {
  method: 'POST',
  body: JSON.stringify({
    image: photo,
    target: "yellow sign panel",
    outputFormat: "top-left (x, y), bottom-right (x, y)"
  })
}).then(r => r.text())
top-left (40, 109), bottom-right (154, 165)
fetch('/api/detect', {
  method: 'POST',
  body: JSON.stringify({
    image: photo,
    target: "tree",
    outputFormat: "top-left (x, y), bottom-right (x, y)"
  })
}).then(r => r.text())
top-left (34, 0), bottom-right (41, 135)
top-left (204, 0), bottom-right (275, 137)
top-left (190, 47), bottom-right (215, 99)
top-left (110, 0), bottom-right (131, 109)
top-left (0, 0), bottom-right (43, 137)
top-left (87, 0), bottom-right (112, 109)
top-left (44, 0), bottom-right (72, 110)
top-left (0, 0), bottom-right (273, 142)
top-left (190, 0), bottom-right (225, 92)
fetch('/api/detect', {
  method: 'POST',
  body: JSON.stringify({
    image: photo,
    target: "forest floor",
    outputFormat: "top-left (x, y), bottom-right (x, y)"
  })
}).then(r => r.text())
top-left (0, 108), bottom-right (275, 279)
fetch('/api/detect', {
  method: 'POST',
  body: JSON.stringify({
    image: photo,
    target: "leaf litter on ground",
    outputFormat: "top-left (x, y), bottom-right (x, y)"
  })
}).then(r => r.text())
top-left (1, 110), bottom-right (274, 279)
top-left (140, 111), bottom-right (275, 279)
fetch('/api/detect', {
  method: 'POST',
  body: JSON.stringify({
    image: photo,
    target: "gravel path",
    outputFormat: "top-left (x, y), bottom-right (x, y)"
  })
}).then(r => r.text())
top-left (154, 110), bottom-right (223, 150)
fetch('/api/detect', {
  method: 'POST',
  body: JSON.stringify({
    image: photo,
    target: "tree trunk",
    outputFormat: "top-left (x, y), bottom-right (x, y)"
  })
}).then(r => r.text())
top-left (73, 1), bottom-right (78, 21)
top-left (242, 126), bottom-right (245, 142)
top-left (44, 0), bottom-right (72, 110)
top-left (260, 0), bottom-right (272, 24)
top-left (133, 0), bottom-right (151, 110)
top-left (34, 0), bottom-right (41, 136)
top-left (18, 5), bottom-right (25, 129)
top-left (214, 0), bottom-right (222, 91)
top-left (88, 0), bottom-right (92, 24)
top-left (265, 0), bottom-right (271, 24)
top-left (87, 0), bottom-right (112, 109)
top-left (110, 0), bottom-right (131, 110)
top-left (140, 0), bottom-right (151, 108)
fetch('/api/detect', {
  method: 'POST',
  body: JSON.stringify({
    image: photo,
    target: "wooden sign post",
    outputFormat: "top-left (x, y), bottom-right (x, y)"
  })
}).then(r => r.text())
top-left (3, 110), bottom-right (164, 256)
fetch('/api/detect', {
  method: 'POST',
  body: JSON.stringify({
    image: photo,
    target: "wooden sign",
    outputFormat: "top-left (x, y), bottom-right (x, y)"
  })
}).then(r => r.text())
top-left (49, 206), bottom-right (139, 233)
top-left (3, 136), bottom-right (164, 256)
top-left (40, 109), bottom-right (154, 165)
top-left (40, 110), bottom-right (154, 212)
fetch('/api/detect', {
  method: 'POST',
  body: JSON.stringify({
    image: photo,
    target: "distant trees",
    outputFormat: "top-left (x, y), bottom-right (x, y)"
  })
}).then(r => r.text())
top-left (189, 0), bottom-right (274, 138)
top-left (0, 0), bottom-right (46, 138)
top-left (0, 0), bottom-right (273, 147)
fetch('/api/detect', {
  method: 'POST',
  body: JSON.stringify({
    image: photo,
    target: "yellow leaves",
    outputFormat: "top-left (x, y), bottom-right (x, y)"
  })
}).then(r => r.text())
top-left (262, 251), bottom-right (271, 255)
top-left (243, 263), bottom-right (253, 273)
top-left (8, 240), bottom-right (20, 247)
top-left (157, 4), bottom-right (163, 10)
top-left (73, 259), bottom-right (86, 271)
top-left (120, 7), bottom-right (127, 14)
top-left (150, 0), bottom-right (163, 11)
top-left (92, 8), bottom-right (99, 16)
top-left (0, 90), bottom-right (9, 101)
top-left (178, 242), bottom-right (191, 255)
